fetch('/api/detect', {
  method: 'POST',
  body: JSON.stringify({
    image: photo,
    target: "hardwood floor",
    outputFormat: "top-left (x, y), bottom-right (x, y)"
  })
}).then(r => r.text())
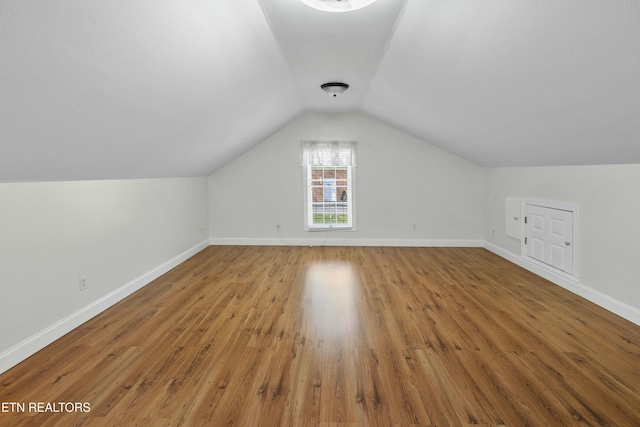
top-left (1, 246), bottom-right (639, 426)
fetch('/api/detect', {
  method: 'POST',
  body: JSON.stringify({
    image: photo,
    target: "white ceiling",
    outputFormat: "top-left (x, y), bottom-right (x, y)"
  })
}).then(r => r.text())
top-left (363, 0), bottom-right (640, 167)
top-left (1, 0), bottom-right (639, 181)
top-left (258, 0), bottom-right (407, 111)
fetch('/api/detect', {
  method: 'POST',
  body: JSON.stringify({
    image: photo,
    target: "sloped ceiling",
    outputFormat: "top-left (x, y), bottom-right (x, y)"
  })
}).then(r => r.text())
top-left (1, 0), bottom-right (639, 182)
top-left (363, 0), bottom-right (640, 167)
top-left (0, 0), bottom-right (303, 181)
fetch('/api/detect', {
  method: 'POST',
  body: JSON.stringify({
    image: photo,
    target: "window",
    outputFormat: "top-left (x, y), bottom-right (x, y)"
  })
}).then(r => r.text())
top-left (301, 141), bottom-right (357, 230)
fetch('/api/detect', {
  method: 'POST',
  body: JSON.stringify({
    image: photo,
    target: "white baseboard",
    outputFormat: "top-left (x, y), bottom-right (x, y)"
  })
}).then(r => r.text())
top-left (0, 240), bottom-right (209, 375)
top-left (484, 242), bottom-right (640, 326)
top-left (209, 237), bottom-right (484, 247)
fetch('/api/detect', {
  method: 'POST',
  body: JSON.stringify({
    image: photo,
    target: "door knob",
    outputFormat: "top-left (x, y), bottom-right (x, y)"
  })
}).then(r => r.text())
top-left (565, 242), bottom-right (571, 246)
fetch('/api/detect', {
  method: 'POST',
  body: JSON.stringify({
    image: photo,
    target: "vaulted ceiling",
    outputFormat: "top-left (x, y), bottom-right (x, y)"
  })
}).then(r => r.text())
top-left (1, 0), bottom-right (639, 182)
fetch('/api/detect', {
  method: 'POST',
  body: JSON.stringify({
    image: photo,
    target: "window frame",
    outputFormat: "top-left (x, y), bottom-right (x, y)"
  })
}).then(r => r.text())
top-left (301, 142), bottom-right (357, 232)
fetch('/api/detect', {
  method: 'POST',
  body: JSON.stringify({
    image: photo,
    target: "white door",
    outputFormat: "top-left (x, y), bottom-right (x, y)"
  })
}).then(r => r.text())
top-left (525, 204), bottom-right (574, 274)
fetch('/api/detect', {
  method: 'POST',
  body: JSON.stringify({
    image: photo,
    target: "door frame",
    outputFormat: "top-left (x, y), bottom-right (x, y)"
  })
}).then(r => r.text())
top-left (520, 198), bottom-right (580, 281)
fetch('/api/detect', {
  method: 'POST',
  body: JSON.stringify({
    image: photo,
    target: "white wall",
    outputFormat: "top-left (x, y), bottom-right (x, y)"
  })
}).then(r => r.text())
top-left (209, 112), bottom-right (484, 246)
top-left (483, 165), bottom-right (640, 322)
top-left (0, 177), bottom-right (209, 373)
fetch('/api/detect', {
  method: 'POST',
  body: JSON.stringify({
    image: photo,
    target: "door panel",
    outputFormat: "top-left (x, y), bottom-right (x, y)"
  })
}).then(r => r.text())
top-left (525, 204), bottom-right (573, 274)
top-left (532, 213), bottom-right (544, 231)
top-left (551, 218), bottom-right (565, 236)
top-left (551, 243), bottom-right (566, 270)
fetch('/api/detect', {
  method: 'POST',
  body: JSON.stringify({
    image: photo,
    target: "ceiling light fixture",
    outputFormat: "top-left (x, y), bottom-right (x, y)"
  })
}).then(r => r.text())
top-left (321, 82), bottom-right (349, 97)
top-left (300, 0), bottom-right (377, 13)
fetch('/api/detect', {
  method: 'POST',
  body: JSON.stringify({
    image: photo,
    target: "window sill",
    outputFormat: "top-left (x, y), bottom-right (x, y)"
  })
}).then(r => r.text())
top-left (306, 226), bottom-right (355, 232)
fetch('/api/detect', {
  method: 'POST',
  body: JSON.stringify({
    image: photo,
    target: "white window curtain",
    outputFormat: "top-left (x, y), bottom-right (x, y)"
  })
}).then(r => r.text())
top-left (300, 141), bottom-right (358, 167)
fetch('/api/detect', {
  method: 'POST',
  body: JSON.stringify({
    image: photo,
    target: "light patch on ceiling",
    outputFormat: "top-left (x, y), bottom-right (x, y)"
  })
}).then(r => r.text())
top-left (299, 0), bottom-right (377, 13)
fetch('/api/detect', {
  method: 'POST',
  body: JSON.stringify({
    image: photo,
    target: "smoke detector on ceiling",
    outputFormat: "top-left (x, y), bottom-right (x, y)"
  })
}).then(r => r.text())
top-left (300, 0), bottom-right (377, 13)
top-left (321, 82), bottom-right (349, 97)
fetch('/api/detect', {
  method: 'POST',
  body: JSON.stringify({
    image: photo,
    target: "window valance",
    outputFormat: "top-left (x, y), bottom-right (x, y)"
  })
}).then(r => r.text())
top-left (300, 141), bottom-right (358, 167)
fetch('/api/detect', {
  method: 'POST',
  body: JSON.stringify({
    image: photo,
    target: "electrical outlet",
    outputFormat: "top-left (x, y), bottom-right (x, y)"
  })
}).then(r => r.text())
top-left (276, 224), bottom-right (281, 231)
top-left (79, 276), bottom-right (88, 291)
top-left (412, 224), bottom-right (417, 231)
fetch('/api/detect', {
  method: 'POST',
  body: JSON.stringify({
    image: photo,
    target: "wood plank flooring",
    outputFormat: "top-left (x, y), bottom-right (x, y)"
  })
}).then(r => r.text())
top-left (1, 246), bottom-right (639, 426)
